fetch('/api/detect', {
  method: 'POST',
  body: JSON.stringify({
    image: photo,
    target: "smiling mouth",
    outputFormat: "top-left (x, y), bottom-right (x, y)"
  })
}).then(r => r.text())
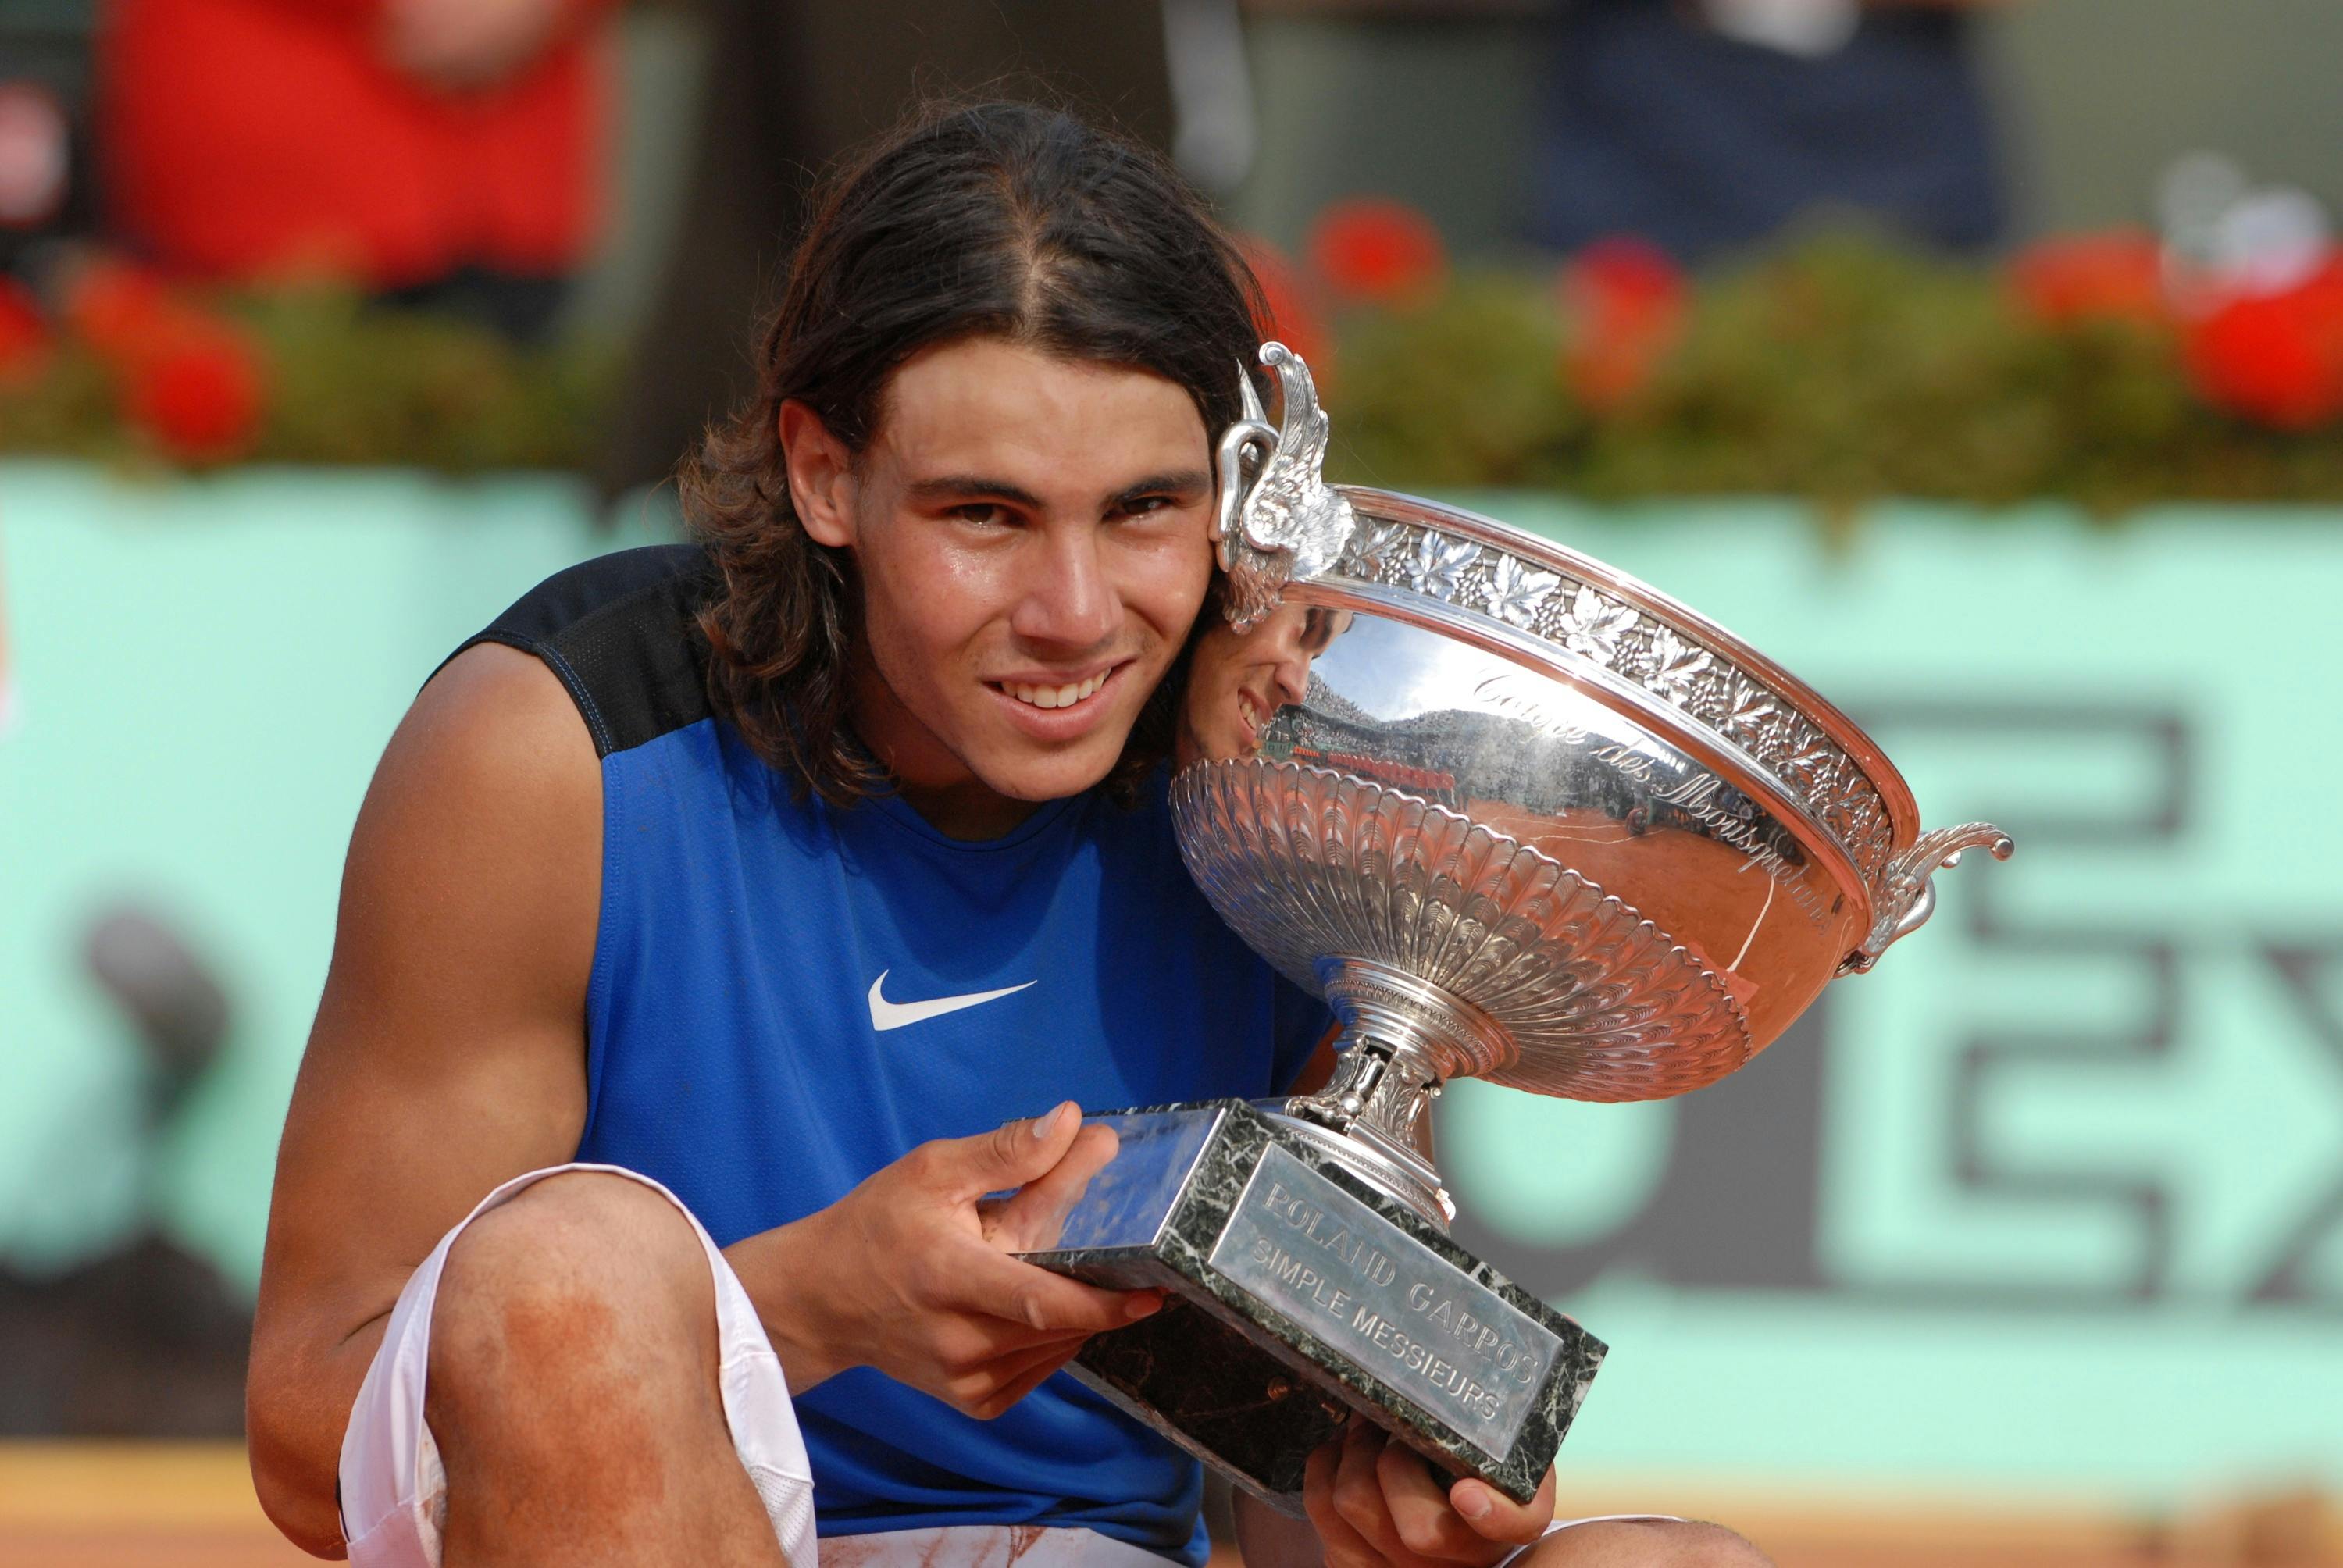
top-left (1235, 689), bottom-right (1264, 748)
top-left (993, 668), bottom-right (1114, 711)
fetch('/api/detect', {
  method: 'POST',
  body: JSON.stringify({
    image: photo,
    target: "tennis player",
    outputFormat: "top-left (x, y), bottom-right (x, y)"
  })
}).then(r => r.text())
top-left (245, 100), bottom-right (1765, 1568)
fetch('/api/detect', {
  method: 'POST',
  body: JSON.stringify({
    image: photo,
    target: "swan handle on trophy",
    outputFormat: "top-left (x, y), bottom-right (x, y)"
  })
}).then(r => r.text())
top-left (1214, 342), bottom-right (1357, 631)
top-left (1843, 822), bottom-right (2017, 975)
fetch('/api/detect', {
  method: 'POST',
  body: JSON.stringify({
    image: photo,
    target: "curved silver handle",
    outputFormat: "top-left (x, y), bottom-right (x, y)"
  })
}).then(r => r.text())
top-left (1212, 413), bottom-right (1277, 576)
top-left (1841, 822), bottom-right (2014, 975)
top-left (1215, 343), bottom-right (1356, 630)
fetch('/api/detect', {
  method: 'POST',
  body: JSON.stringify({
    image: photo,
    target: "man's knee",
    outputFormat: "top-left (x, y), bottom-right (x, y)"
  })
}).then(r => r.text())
top-left (427, 1171), bottom-right (718, 1430)
top-left (1663, 1523), bottom-right (1771, 1567)
top-left (1530, 1518), bottom-right (1773, 1567)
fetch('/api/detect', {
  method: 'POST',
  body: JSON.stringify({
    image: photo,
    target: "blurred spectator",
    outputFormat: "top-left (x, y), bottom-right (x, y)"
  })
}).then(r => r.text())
top-left (598, 0), bottom-right (1183, 497)
top-left (97, 0), bottom-right (616, 342)
top-left (0, 18), bottom-right (90, 274)
top-left (1531, 0), bottom-right (2017, 265)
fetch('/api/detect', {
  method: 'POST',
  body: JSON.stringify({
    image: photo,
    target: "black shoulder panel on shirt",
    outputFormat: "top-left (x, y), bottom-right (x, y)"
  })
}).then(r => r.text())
top-left (439, 543), bottom-right (720, 759)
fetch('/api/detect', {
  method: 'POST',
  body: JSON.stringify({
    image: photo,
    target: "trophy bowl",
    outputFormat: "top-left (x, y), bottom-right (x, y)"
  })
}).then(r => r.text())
top-left (1018, 344), bottom-right (2012, 1513)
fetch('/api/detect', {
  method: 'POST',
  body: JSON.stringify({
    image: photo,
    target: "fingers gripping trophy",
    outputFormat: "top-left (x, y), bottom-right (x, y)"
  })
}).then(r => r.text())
top-left (1018, 344), bottom-right (2013, 1513)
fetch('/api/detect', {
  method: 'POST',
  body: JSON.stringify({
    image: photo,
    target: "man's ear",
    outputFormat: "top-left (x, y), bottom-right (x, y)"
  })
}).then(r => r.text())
top-left (779, 400), bottom-right (856, 549)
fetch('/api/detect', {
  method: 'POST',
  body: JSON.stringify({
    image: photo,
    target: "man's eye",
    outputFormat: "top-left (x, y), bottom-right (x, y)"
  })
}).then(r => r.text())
top-left (953, 504), bottom-right (1009, 526)
top-left (1120, 496), bottom-right (1175, 519)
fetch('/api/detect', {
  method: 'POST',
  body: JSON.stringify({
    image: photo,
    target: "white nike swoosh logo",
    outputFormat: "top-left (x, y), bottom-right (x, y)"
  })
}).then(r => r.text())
top-left (867, 970), bottom-right (1037, 1032)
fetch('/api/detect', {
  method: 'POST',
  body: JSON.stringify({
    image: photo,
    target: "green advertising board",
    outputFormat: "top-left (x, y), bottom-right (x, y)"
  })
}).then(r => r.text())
top-left (2, 464), bottom-right (2338, 1503)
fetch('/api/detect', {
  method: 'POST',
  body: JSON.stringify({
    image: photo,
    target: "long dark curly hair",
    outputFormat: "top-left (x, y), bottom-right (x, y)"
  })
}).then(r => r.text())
top-left (679, 99), bottom-right (1267, 807)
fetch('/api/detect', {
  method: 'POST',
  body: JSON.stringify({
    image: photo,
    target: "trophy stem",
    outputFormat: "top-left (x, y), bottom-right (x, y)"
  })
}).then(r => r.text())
top-left (1271, 957), bottom-right (1517, 1229)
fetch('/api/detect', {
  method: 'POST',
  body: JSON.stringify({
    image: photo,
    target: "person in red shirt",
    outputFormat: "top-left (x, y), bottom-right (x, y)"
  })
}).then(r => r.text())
top-left (98, 0), bottom-right (612, 340)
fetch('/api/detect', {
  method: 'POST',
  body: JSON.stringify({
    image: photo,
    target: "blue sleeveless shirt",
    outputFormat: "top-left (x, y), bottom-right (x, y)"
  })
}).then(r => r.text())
top-left (459, 546), bottom-right (1329, 1563)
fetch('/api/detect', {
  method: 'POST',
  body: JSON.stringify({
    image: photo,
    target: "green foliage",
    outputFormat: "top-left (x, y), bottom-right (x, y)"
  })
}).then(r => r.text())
top-left (8, 241), bottom-right (2343, 513)
top-left (1332, 275), bottom-right (1580, 491)
top-left (234, 292), bottom-right (616, 472)
top-left (0, 285), bottom-right (617, 474)
top-left (1321, 235), bottom-right (2343, 511)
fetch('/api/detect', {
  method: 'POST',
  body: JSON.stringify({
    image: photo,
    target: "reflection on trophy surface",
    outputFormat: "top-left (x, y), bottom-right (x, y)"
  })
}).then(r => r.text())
top-left (1175, 598), bottom-right (1352, 773)
top-left (1018, 343), bottom-right (2013, 1514)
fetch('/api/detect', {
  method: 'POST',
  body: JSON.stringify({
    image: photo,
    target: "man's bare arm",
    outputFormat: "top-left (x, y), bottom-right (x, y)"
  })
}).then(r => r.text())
top-left (245, 644), bottom-right (601, 1556)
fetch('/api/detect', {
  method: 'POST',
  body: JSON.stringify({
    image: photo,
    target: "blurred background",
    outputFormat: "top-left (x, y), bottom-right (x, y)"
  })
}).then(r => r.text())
top-left (4, 1), bottom-right (2341, 1563)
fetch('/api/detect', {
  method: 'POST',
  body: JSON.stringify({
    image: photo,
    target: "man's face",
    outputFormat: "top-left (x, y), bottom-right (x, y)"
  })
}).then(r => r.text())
top-left (785, 337), bottom-right (1216, 832)
top-left (1178, 600), bottom-right (1351, 768)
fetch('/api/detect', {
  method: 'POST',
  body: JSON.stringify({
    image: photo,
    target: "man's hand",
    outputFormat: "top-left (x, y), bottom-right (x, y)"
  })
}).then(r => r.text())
top-left (1303, 1421), bottom-right (1557, 1567)
top-left (728, 1102), bottom-right (1162, 1418)
top-left (380, 0), bottom-right (572, 94)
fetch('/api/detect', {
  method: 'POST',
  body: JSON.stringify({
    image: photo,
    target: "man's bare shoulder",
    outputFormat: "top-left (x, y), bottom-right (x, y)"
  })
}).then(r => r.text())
top-left (385, 641), bottom-right (599, 811)
top-left (309, 633), bottom-right (603, 1067)
top-left (332, 640), bottom-right (602, 1030)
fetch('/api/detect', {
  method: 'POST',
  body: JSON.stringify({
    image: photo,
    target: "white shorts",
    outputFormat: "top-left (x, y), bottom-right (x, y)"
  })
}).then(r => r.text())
top-left (1507, 1514), bottom-right (1686, 1564)
top-left (337, 1164), bottom-right (819, 1568)
top-left (335, 1164), bottom-right (1168, 1568)
top-left (335, 1163), bottom-right (1669, 1567)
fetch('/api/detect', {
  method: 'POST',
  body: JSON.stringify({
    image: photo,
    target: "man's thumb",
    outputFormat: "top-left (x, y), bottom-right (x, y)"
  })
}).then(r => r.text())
top-left (954, 1101), bottom-right (1081, 1194)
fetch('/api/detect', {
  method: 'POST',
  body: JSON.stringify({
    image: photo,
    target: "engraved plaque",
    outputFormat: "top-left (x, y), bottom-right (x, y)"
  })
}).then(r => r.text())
top-left (1211, 1145), bottom-right (1558, 1456)
top-left (1025, 1101), bottom-right (1604, 1509)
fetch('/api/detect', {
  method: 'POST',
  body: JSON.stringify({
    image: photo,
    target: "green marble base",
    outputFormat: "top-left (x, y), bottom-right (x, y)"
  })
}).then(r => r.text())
top-left (1020, 1099), bottom-right (1605, 1516)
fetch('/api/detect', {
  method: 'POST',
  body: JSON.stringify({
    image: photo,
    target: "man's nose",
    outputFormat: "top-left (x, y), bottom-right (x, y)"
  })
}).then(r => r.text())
top-left (1011, 531), bottom-right (1119, 649)
top-left (1270, 650), bottom-right (1311, 706)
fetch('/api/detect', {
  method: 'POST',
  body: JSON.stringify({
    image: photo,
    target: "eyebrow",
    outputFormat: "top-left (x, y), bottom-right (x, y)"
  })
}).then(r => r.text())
top-left (1111, 469), bottom-right (1213, 506)
top-left (904, 469), bottom-right (1212, 511)
top-left (905, 474), bottom-right (1047, 509)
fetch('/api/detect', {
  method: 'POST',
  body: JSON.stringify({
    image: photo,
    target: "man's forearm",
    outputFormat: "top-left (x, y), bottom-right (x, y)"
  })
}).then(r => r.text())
top-left (722, 1213), bottom-right (859, 1395)
top-left (248, 1313), bottom-right (393, 1559)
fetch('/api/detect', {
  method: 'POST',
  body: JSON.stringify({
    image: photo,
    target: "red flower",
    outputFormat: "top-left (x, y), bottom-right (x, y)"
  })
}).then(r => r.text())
top-left (1307, 198), bottom-right (1447, 309)
top-left (123, 315), bottom-right (268, 462)
top-left (1558, 237), bottom-right (1689, 411)
top-left (56, 255), bottom-right (270, 459)
top-left (2010, 230), bottom-right (2169, 326)
top-left (1235, 234), bottom-right (1328, 373)
top-left (62, 257), bottom-right (185, 366)
top-left (0, 273), bottom-right (50, 384)
top-left (2184, 255), bottom-right (2343, 430)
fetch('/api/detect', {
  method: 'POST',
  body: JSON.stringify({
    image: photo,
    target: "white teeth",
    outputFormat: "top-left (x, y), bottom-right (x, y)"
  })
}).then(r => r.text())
top-left (1004, 672), bottom-right (1107, 710)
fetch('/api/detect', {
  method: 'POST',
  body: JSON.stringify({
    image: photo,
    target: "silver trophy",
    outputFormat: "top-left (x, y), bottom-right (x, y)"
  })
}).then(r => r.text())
top-left (1019, 344), bottom-right (2011, 1513)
